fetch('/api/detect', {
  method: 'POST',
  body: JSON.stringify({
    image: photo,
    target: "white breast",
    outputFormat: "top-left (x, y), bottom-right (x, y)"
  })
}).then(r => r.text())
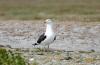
top-left (41, 23), bottom-right (55, 46)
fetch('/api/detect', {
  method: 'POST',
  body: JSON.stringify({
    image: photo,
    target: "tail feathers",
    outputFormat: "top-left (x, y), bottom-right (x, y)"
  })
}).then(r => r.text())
top-left (32, 43), bottom-right (39, 46)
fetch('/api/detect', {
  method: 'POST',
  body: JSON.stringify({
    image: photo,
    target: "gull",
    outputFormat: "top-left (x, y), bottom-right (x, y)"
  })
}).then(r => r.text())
top-left (32, 19), bottom-right (56, 49)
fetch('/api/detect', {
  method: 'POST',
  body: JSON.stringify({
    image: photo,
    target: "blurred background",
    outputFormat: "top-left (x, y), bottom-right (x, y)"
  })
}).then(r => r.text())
top-left (0, 1), bottom-right (100, 65)
top-left (0, 0), bottom-right (100, 21)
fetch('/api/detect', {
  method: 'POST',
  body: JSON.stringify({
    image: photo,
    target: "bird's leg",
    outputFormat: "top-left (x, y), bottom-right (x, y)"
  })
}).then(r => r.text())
top-left (47, 45), bottom-right (50, 52)
top-left (43, 47), bottom-right (46, 52)
top-left (43, 45), bottom-right (49, 52)
top-left (48, 45), bottom-right (49, 49)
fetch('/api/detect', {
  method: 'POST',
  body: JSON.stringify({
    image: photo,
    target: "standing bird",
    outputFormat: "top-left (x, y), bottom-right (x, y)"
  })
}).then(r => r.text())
top-left (32, 19), bottom-right (56, 49)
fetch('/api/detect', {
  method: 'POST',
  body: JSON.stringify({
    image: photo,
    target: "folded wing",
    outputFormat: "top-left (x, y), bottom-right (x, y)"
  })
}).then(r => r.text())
top-left (37, 33), bottom-right (46, 44)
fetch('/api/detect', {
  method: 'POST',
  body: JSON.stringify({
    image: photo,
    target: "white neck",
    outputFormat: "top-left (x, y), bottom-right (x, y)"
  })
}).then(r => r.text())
top-left (45, 24), bottom-right (54, 35)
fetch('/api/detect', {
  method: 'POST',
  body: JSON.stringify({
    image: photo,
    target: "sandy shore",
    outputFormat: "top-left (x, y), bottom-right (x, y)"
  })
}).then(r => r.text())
top-left (0, 20), bottom-right (100, 51)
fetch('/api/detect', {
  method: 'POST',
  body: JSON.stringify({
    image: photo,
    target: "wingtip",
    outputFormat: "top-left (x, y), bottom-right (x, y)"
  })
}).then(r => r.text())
top-left (32, 43), bottom-right (38, 46)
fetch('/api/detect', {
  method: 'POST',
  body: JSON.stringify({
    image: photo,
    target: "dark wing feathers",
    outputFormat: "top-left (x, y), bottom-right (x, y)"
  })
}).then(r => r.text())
top-left (37, 33), bottom-right (46, 44)
top-left (54, 36), bottom-right (56, 40)
top-left (53, 36), bottom-right (56, 41)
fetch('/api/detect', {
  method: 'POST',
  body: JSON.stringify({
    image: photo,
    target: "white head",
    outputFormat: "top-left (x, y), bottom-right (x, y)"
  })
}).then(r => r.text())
top-left (45, 19), bottom-right (54, 35)
top-left (45, 19), bottom-right (53, 25)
